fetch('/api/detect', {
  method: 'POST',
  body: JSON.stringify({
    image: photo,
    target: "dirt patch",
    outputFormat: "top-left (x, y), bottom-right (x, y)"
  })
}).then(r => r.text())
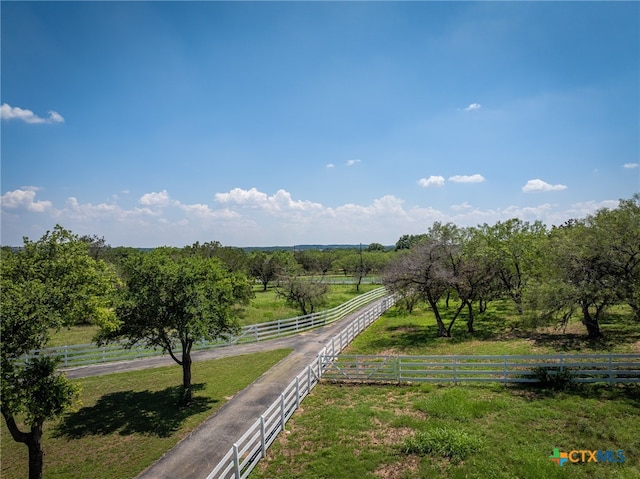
top-left (374, 455), bottom-right (420, 479)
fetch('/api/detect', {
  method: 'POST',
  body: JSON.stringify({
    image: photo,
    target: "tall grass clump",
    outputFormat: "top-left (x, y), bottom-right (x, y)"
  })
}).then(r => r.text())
top-left (402, 427), bottom-right (484, 463)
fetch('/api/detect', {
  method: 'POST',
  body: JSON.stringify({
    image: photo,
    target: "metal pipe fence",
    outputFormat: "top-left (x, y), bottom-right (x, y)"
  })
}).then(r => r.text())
top-left (319, 353), bottom-right (640, 385)
top-left (205, 295), bottom-right (397, 479)
top-left (24, 287), bottom-right (388, 368)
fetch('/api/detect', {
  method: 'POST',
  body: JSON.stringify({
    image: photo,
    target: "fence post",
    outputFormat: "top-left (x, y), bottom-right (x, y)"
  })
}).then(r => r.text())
top-left (64, 346), bottom-right (68, 367)
top-left (280, 394), bottom-right (286, 432)
top-left (233, 443), bottom-right (240, 478)
top-left (503, 355), bottom-right (508, 384)
top-left (609, 352), bottom-right (613, 385)
top-left (454, 357), bottom-right (458, 386)
top-left (260, 415), bottom-right (266, 458)
top-left (296, 377), bottom-right (300, 408)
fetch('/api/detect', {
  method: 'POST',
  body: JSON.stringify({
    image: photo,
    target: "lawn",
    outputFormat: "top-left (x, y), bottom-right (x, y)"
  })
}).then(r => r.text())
top-left (250, 300), bottom-right (640, 479)
top-left (1, 349), bottom-right (293, 479)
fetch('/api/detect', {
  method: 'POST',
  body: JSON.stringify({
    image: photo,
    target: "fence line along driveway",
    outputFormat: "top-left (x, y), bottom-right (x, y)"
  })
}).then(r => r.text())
top-left (135, 295), bottom-right (396, 479)
top-left (27, 287), bottom-right (387, 369)
top-left (202, 295), bottom-right (397, 479)
top-left (319, 353), bottom-right (640, 385)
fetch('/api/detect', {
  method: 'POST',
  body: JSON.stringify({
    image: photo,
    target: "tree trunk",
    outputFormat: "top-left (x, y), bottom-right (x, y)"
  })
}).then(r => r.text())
top-left (181, 342), bottom-right (193, 403)
top-left (466, 301), bottom-right (475, 333)
top-left (2, 410), bottom-right (45, 479)
top-left (446, 302), bottom-right (466, 337)
top-left (581, 304), bottom-right (603, 339)
top-left (27, 423), bottom-right (44, 479)
top-left (427, 297), bottom-right (448, 337)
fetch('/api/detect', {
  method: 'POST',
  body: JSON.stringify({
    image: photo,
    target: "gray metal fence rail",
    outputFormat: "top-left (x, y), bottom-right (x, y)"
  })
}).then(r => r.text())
top-left (205, 295), bottom-right (397, 479)
top-left (24, 287), bottom-right (388, 368)
top-left (319, 354), bottom-right (640, 385)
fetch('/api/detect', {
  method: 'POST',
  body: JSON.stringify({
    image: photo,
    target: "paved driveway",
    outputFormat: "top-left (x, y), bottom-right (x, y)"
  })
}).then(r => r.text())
top-left (64, 298), bottom-right (387, 479)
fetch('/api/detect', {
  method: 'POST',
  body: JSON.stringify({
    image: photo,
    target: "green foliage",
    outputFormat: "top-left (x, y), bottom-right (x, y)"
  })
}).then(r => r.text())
top-left (1, 225), bottom-right (116, 479)
top-left (3, 357), bottom-right (80, 428)
top-left (402, 427), bottom-right (484, 463)
top-left (275, 276), bottom-right (328, 315)
top-left (532, 366), bottom-right (575, 391)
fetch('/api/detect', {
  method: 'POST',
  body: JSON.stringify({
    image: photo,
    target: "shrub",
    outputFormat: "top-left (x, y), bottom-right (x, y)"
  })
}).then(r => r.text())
top-left (401, 427), bottom-right (483, 463)
top-left (532, 366), bottom-right (575, 391)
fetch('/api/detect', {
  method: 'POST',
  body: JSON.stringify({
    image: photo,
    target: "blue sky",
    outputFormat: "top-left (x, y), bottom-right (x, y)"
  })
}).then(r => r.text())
top-left (2, 1), bottom-right (638, 247)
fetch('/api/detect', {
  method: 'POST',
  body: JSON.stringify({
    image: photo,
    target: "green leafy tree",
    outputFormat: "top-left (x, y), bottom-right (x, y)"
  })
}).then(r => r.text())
top-left (1, 226), bottom-right (116, 479)
top-left (248, 251), bottom-right (288, 291)
top-left (276, 275), bottom-right (329, 315)
top-left (477, 219), bottom-right (547, 314)
top-left (98, 248), bottom-right (253, 402)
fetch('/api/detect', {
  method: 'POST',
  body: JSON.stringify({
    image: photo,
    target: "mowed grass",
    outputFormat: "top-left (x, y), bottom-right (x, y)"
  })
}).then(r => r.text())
top-left (1, 349), bottom-right (292, 479)
top-left (48, 283), bottom-right (380, 346)
top-left (251, 301), bottom-right (640, 478)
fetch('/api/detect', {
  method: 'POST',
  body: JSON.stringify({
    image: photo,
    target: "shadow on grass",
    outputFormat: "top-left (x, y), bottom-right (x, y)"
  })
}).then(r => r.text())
top-left (373, 302), bottom-right (639, 353)
top-left (54, 383), bottom-right (217, 439)
top-left (509, 382), bottom-right (640, 409)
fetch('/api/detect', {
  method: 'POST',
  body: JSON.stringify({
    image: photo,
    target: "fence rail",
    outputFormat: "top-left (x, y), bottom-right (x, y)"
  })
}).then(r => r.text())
top-left (205, 295), bottom-right (397, 479)
top-left (319, 354), bottom-right (640, 385)
top-left (24, 287), bottom-right (388, 368)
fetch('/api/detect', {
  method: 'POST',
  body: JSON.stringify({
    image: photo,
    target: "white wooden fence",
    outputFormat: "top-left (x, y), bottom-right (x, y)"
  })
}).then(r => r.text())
top-left (25, 287), bottom-right (388, 368)
top-left (205, 295), bottom-right (397, 479)
top-left (319, 353), bottom-right (640, 385)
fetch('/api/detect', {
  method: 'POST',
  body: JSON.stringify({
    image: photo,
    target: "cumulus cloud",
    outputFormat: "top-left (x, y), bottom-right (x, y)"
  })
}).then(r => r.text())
top-left (522, 179), bottom-right (568, 192)
top-left (326, 163), bottom-right (335, 169)
top-left (215, 187), bottom-right (323, 213)
top-left (1, 103), bottom-right (64, 124)
top-left (139, 190), bottom-right (171, 207)
top-left (464, 103), bottom-right (481, 111)
top-left (623, 163), bottom-right (639, 169)
top-left (1, 187), bottom-right (52, 212)
top-left (346, 159), bottom-right (361, 167)
top-left (448, 174), bottom-right (485, 183)
top-left (418, 175), bottom-right (445, 187)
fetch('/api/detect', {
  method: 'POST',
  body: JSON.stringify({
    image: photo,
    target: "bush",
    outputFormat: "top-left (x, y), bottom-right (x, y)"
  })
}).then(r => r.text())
top-left (532, 366), bottom-right (575, 391)
top-left (402, 427), bottom-right (483, 463)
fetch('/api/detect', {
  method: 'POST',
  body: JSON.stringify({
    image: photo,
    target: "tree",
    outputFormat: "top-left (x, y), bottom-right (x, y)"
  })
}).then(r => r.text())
top-left (1, 226), bottom-right (116, 479)
top-left (382, 240), bottom-right (451, 336)
top-left (366, 242), bottom-right (387, 252)
top-left (248, 251), bottom-right (286, 291)
top-left (394, 234), bottom-right (428, 251)
top-left (478, 219), bottom-right (547, 314)
top-left (97, 248), bottom-right (253, 402)
top-left (276, 275), bottom-right (329, 315)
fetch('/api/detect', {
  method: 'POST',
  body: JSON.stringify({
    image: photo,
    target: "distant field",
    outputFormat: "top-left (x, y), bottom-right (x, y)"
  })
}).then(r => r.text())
top-left (251, 301), bottom-right (640, 479)
top-left (48, 282), bottom-right (380, 347)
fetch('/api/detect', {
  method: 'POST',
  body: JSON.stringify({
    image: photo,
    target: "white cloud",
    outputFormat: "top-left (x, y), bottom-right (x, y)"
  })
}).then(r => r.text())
top-left (418, 175), bottom-right (445, 188)
top-left (451, 201), bottom-right (472, 211)
top-left (448, 174), bottom-right (485, 183)
top-left (522, 179), bottom-right (568, 192)
top-left (1, 185), bottom-right (626, 248)
top-left (214, 187), bottom-right (323, 213)
top-left (1, 187), bottom-right (52, 212)
top-left (139, 190), bottom-right (171, 207)
top-left (326, 163), bottom-right (335, 169)
top-left (464, 103), bottom-right (481, 111)
top-left (1, 103), bottom-right (64, 124)
top-left (623, 163), bottom-right (639, 169)
top-left (346, 159), bottom-right (361, 167)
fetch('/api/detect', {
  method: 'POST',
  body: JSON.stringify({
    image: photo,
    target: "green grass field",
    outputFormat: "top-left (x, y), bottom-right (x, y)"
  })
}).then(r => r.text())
top-left (47, 283), bottom-right (380, 347)
top-left (1, 349), bottom-right (292, 479)
top-left (251, 301), bottom-right (640, 479)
